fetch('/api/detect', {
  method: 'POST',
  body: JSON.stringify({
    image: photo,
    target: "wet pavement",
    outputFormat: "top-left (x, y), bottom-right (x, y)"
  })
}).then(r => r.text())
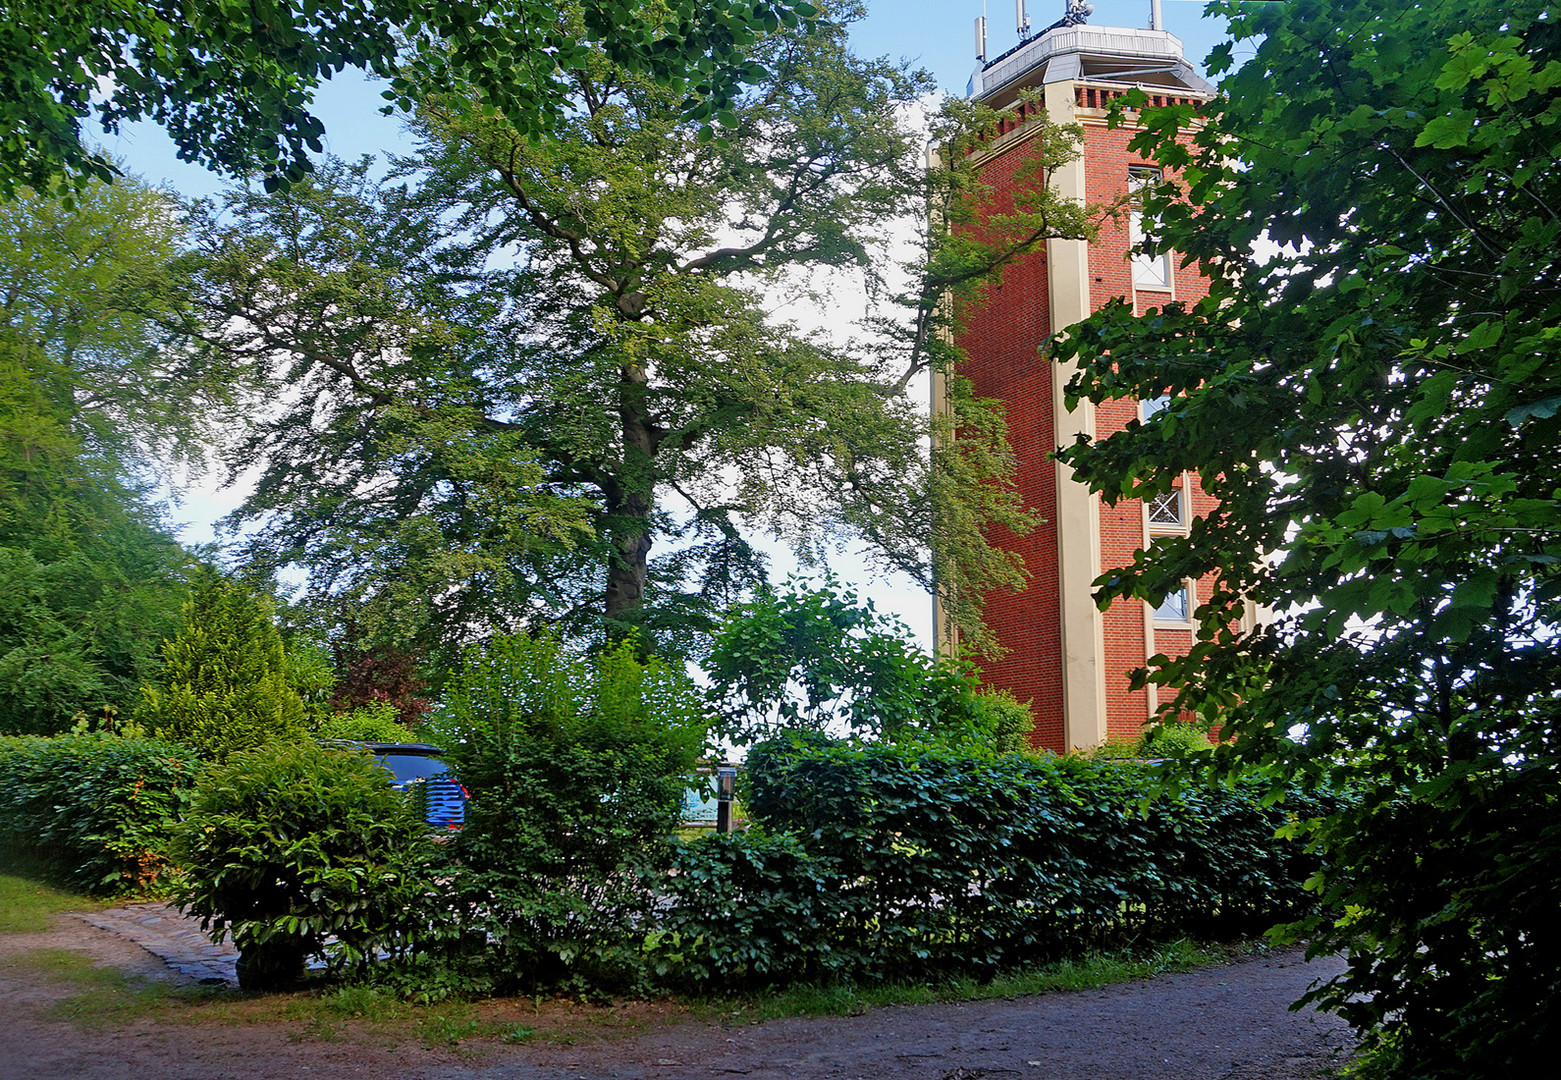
top-left (73, 902), bottom-right (238, 985)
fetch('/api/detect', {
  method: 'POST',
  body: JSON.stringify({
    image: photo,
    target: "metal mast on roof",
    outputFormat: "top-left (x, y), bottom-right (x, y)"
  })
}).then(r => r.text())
top-left (1036, 0), bottom-right (1094, 37)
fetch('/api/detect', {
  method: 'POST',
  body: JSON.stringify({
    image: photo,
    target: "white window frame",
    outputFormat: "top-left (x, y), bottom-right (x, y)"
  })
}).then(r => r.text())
top-left (1146, 487), bottom-right (1185, 531)
top-left (1152, 580), bottom-right (1194, 626)
top-left (1129, 166), bottom-right (1172, 292)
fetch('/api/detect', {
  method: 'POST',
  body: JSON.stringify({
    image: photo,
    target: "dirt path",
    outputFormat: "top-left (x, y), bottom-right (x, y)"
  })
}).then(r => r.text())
top-left (418, 948), bottom-right (1353, 1080)
top-left (0, 914), bottom-right (1352, 1080)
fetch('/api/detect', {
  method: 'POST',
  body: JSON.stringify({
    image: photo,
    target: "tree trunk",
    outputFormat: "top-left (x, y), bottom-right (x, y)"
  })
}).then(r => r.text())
top-left (235, 937), bottom-right (308, 992)
top-left (604, 364), bottom-right (658, 629)
top-left (604, 498), bottom-right (653, 623)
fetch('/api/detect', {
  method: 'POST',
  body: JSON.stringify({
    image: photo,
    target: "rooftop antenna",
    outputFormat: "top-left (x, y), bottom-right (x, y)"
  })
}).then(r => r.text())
top-left (1063, 0), bottom-right (1094, 26)
top-left (1149, 0), bottom-right (1163, 30)
top-left (1039, 0), bottom-right (1093, 36)
top-left (975, 14), bottom-right (988, 60)
top-left (1016, 0), bottom-right (1032, 40)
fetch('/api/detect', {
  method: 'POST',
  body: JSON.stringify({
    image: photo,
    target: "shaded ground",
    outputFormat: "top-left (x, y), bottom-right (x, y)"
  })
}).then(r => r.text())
top-left (0, 909), bottom-right (1352, 1080)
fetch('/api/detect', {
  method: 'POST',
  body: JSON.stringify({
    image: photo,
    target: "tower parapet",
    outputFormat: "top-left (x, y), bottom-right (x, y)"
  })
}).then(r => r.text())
top-left (971, 23), bottom-right (1211, 102)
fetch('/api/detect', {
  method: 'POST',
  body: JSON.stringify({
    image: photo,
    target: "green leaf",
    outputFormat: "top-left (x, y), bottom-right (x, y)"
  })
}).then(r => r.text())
top-left (1415, 112), bottom-right (1475, 149)
top-left (1506, 396), bottom-right (1561, 427)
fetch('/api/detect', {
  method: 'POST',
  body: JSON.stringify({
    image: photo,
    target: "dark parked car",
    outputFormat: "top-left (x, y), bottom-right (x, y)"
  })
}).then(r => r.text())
top-left (355, 742), bottom-right (468, 831)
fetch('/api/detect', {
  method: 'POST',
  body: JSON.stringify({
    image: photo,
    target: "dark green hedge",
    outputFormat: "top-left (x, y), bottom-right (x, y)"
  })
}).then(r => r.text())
top-left (0, 731), bottom-right (202, 894)
top-left (653, 740), bottom-right (1329, 987)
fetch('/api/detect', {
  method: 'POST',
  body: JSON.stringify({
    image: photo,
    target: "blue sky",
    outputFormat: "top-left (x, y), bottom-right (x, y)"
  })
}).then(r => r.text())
top-left (103, 1), bottom-right (1236, 196)
top-left (858, 0), bottom-right (1233, 92)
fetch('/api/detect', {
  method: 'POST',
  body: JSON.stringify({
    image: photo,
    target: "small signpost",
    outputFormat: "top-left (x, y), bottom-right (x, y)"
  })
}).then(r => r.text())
top-left (715, 765), bottom-right (736, 834)
top-left (681, 764), bottom-right (739, 833)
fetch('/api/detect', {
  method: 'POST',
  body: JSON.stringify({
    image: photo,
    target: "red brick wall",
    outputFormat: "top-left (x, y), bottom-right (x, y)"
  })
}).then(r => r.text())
top-left (1082, 120), bottom-right (1214, 743)
top-left (955, 109), bottom-right (1215, 753)
top-left (952, 129), bottom-right (1064, 751)
top-left (1096, 395), bottom-right (1150, 740)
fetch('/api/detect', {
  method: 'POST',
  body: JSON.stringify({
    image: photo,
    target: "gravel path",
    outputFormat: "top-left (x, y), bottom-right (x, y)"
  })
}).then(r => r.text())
top-left (2, 908), bottom-right (1353, 1080)
top-left (419, 948), bottom-right (1353, 1080)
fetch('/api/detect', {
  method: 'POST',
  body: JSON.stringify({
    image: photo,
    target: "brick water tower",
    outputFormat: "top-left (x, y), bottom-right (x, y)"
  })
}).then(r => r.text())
top-left (935, 2), bottom-right (1239, 753)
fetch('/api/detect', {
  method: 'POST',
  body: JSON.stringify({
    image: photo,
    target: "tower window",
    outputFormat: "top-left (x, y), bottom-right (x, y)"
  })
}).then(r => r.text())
top-left (1147, 489), bottom-right (1184, 528)
top-left (1129, 167), bottom-right (1172, 291)
top-left (1153, 582), bottom-right (1192, 624)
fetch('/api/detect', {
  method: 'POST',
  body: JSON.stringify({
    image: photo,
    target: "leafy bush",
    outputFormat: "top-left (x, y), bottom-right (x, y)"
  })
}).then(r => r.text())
top-left (173, 741), bottom-right (440, 991)
top-left (313, 702), bottom-right (417, 744)
top-left (135, 570), bottom-right (308, 760)
top-left (1138, 719), bottom-right (1213, 758)
top-left (705, 578), bottom-right (927, 744)
top-left (0, 728), bottom-right (201, 894)
top-left (1282, 768), bottom-right (1561, 1079)
top-left (651, 831), bottom-right (847, 987)
top-left (648, 738), bottom-right (1327, 986)
top-left (974, 688), bottom-right (1035, 754)
top-left (706, 578), bottom-right (1022, 750)
top-left (329, 642), bottom-right (432, 729)
top-left (284, 636), bottom-right (338, 726)
top-left (430, 632), bottom-right (705, 992)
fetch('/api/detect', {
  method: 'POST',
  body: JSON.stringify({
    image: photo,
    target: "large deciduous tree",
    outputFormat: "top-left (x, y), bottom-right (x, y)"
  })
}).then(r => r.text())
top-left (1, 0), bottom-right (822, 199)
top-left (182, 5), bottom-right (1093, 656)
top-left (0, 174), bottom-right (227, 464)
top-left (1053, 2), bottom-right (1561, 1074)
top-left (0, 177), bottom-right (204, 733)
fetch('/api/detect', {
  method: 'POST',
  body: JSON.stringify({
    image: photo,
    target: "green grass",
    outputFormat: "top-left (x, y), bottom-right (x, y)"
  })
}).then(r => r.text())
top-left (2, 947), bottom-right (220, 1024)
top-left (296, 983), bottom-right (414, 1024)
top-left (11, 937), bottom-right (1253, 1050)
top-left (278, 985), bottom-right (481, 1049)
top-left (0, 870), bottom-right (101, 933)
top-left (691, 937), bottom-right (1247, 1025)
top-left (8, 944), bottom-right (589, 1051)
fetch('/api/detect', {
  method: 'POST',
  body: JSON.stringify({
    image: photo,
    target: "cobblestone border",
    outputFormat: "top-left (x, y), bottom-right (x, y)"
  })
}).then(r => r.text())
top-left (74, 903), bottom-right (237, 986)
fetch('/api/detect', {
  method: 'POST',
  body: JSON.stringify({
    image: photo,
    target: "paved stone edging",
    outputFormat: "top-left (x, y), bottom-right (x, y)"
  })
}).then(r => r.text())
top-left (74, 902), bottom-right (238, 986)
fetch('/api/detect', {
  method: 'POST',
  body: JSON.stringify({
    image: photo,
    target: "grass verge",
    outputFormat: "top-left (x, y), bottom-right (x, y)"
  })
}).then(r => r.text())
top-left (1, 948), bottom-right (222, 1024)
top-left (0, 868), bottom-right (103, 933)
top-left (12, 933), bottom-right (1256, 1053)
top-left (690, 937), bottom-right (1250, 1024)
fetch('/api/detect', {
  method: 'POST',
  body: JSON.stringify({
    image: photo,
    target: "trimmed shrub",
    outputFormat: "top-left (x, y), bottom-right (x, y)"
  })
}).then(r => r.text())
top-left (648, 738), bottom-right (1330, 986)
top-left (0, 729), bottom-right (200, 894)
top-left (430, 632), bottom-right (705, 993)
top-left (173, 742), bottom-right (440, 991)
top-left (652, 832), bottom-right (848, 986)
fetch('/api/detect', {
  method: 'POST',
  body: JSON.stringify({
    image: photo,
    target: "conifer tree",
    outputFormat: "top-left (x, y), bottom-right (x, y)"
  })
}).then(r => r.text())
top-left (137, 571), bottom-right (307, 759)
